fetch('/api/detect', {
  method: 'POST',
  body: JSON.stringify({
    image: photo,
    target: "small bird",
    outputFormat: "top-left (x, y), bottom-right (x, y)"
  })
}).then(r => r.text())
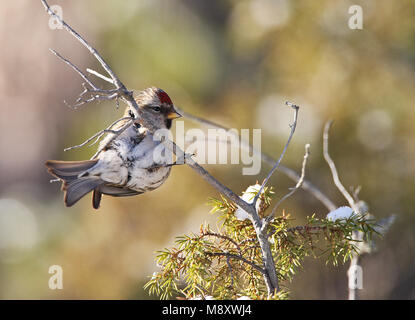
top-left (46, 87), bottom-right (181, 209)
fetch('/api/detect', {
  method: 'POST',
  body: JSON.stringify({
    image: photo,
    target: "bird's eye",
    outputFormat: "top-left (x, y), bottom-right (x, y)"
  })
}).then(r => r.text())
top-left (152, 106), bottom-right (161, 112)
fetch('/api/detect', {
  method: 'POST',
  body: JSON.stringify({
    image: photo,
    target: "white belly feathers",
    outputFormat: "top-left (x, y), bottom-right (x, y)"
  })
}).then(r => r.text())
top-left (93, 127), bottom-right (172, 192)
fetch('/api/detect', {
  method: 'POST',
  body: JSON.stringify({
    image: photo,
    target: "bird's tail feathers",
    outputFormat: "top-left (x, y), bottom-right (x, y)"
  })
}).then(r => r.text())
top-left (46, 160), bottom-right (103, 207)
top-left (45, 160), bottom-right (98, 181)
top-left (64, 177), bottom-right (103, 207)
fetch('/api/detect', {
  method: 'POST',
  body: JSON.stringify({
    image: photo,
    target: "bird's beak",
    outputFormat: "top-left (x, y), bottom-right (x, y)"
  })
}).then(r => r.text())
top-left (166, 108), bottom-right (182, 120)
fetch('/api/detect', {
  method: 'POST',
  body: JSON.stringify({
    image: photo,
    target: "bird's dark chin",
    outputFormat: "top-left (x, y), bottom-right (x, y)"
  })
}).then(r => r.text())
top-left (165, 119), bottom-right (172, 129)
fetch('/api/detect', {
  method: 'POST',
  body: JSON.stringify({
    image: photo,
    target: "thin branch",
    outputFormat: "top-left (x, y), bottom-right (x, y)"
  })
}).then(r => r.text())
top-left (50, 49), bottom-right (120, 109)
top-left (277, 164), bottom-right (336, 211)
top-left (206, 252), bottom-right (265, 275)
top-left (351, 185), bottom-right (362, 203)
top-left (323, 121), bottom-right (358, 213)
top-left (265, 143), bottom-right (311, 226)
top-left (253, 102), bottom-right (299, 207)
top-left (70, 91), bottom-right (119, 109)
top-left (42, 0), bottom-right (141, 155)
top-left (175, 107), bottom-right (230, 131)
top-left (49, 49), bottom-right (97, 90)
top-left (87, 68), bottom-right (114, 84)
top-left (286, 225), bottom-right (331, 234)
top-left (64, 117), bottom-right (132, 151)
top-left (90, 120), bottom-right (134, 159)
top-left (41, 0), bottom-right (124, 89)
top-left (177, 107), bottom-right (336, 211)
top-left (64, 129), bottom-right (118, 151)
top-left (323, 121), bottom-right (363, 300)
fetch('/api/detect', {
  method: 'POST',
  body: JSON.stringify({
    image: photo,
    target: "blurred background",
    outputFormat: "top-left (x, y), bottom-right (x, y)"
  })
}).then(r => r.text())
top-left (0, 0), bottom-right (414, 299)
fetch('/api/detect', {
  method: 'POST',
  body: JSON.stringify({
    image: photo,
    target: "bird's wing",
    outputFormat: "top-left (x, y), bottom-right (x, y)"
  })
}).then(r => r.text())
top-left (98, 184), bottom-right (142, 197)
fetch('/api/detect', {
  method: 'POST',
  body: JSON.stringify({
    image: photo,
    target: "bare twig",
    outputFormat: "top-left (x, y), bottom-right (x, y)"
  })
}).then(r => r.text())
top-left (64, 117), bottom-right (132, 151)
top-left (49, 49), bottom-right (97, 89)
top-left (265, 143), bottom-right (311, 226)
top-left (253, 102), bottom-right (299, 207)
top-left (91, 120), bottom-right (134, 160)
top-left (351, 185), bottom-right (362, 203)
top-left (323, 121), bottom-right (358, 213)
top-left (177, 107), bottom-right (336, 211)
top-left (70, 91), bottom-right (119, 109)
top-left (323, 120), bottom-right (365, 300)
top-left (87, 68), bottom-right (114, 84)
top-left (41, 0), bottom-right (123, 88)
top-left (50, 49), bottom-right (120, 109)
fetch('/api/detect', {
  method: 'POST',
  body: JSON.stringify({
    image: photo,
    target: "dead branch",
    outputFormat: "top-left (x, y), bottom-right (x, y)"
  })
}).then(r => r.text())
top-left (50, 49), bottom-right (119, 109)
top-left (323, 121), bottom-right (358, 213)
top-left (177, 107), bottom-right (336, 211)
top-left (265, 143), bottom-right (311, 226)
top-left (322, 121), bottom-right (363, 300)
top-left (64, 116), bottom-right (132, 152)
top-left (86, 68), bottom-right (114, 84)
top-left (49, 49), bottom-right (96, 90)
top-left (41, 1), bottom-right (123, 88)
top-left (91, 120), bottom-right (134, 160)
top-left (253, 102), bottom-right (299, 207)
